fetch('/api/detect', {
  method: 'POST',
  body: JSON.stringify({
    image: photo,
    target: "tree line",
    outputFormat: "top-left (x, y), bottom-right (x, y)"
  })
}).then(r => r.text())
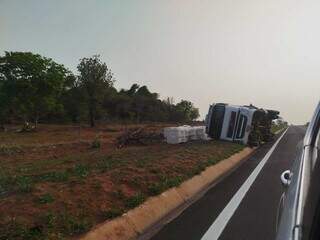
top-left (0, 52), bottom-right (199, 128)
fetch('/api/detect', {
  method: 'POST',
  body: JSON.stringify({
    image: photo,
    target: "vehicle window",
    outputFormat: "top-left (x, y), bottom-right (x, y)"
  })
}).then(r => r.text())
top-left (235, 115), bottom-right (248, 139)
top-left (235, 116), bottom-right (243, 138)
top-left (227, 111), bottom-right (237, 138)
top-left (238, 116), bottom-right (248, 138)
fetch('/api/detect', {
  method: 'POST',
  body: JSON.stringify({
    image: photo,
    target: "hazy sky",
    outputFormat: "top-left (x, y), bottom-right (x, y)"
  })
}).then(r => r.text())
top-left (1, 0), bottom-right (319, 124)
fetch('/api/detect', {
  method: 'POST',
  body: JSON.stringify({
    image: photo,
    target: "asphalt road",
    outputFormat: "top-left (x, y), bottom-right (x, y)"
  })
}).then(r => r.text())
top-left (150, 126), bottom-right (306, 240)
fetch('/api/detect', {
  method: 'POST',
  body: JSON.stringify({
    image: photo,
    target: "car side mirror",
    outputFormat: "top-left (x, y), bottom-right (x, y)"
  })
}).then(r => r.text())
top-left (280, 170), bottom-right (291, 187)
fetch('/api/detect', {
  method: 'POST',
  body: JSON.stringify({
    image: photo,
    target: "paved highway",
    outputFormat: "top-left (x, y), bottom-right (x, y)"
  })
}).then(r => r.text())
top-left (149, 126), bottom-right (306, 240)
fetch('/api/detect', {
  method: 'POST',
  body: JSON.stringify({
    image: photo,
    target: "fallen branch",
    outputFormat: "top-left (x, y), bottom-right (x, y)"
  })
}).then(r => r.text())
top-left (116, 128), bottom-right (163, 148)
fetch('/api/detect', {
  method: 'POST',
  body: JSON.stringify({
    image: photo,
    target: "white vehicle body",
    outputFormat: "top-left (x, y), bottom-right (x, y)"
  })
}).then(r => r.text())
top-left (219, 105), bottom-right (255, 144)
top-left (205, 103), bottom-right (277, 145)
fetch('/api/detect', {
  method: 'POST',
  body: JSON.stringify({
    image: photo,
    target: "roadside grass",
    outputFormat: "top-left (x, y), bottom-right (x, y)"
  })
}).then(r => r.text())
top-left (125, 192), bottom-right (146, 209)
top-left (37, 171), bottom-right (70, 182)
top-left (0, 125), bottom-right (245, 240)
top-left (271, 123), bottom-right (288, 134)
top-left (1, 211), bottom-right (95, 240)
top-left (148, 175), bottom-right (184, 195)
top-left (96, 156), bottom-right (118, 173)
top-left (37, 194), bottom-right (54, 204)
top-left (100, 207), bottom-right (124, 220)
top-left (0, 172), bottom-right (14, 195)
top-left (0, 141), bottom-right (244, 196)
top-left (73, 164), bottom-right (90, 178)
top-left (16, 176), bottom-right (34, 193)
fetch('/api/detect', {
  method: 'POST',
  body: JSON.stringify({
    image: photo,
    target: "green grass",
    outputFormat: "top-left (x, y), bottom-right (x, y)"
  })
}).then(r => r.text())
top-left (96, 156), bottom-right (118, 172)
top-left (37, 171), bottom-right (70, 182)
top-left (38, 194), bottom-right (54, 204)
top-left (0, 172), bottom-right (13, 195)
top-left (0, 219), bottom-right (45, 240)
top-left (73, 164), bottom-right (90, 178)
top-left (60, 213), bottom-right (92, 236)
top-left (16, 176), bottom-right (33, 193)
top-left (0, 211), bottom-right (94, 239)
top-left (125, 193), bottom-right (146, 209)
top-left (0, 141), bottom-right (245, 198)
top-left (100, 207), bottom-right (124, 220)
top-left (271, 123), bottom-right (288, 134)
top-left (148, 175), bottom-right (184, 196)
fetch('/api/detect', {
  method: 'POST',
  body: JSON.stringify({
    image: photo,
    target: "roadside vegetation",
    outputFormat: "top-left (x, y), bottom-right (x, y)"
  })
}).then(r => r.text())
top-left (0, 51), bottom-right (206, 239)
top-left (0, 124), bottom-right (244, 239)
top-left (271, 120), bottom-right (288, 134)
top-left (0, 52), bottom-right (199, 130)
top-left (0, 51), bottom-right (247, 239)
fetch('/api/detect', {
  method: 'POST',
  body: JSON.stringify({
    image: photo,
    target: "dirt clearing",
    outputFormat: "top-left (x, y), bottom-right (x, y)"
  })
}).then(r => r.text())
top-left (0, 124), bottom-right (244, 240)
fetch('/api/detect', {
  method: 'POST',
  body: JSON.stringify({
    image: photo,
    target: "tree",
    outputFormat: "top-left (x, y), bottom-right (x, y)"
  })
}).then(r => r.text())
top-left (77, 55), bottom-right (114, 127)
top-left (0, 51), bottom-right (71, 128)
top-left (175, 100), bottom-right (200, 122)
top-left (118, 84), bottom-right (160, 122)
top-left (61, 75), bottom-right (86, 123)
top-left (0, 80), bottom-right (9, 130)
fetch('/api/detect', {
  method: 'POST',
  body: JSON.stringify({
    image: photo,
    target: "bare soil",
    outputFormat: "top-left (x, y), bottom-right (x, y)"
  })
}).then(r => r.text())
top-left (0, 123), bottom-right (244, 240)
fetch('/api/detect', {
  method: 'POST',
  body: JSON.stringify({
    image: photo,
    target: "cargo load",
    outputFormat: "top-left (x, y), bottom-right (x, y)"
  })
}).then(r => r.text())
top-left (163, 125), bottom-right (208, 144)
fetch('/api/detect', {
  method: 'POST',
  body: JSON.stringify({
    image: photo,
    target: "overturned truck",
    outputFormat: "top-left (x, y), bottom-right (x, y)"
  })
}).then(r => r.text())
top-left (205, 103), bottom-right (279, 146)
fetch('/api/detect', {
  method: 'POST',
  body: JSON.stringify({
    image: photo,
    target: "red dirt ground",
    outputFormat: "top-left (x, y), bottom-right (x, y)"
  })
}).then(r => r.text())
top-left (0, 123), bottom-right (243, 240)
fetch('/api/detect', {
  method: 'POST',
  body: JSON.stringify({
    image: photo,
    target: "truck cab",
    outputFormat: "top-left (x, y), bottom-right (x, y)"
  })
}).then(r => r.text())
top-left (205, 103), bottom-right (279, 145)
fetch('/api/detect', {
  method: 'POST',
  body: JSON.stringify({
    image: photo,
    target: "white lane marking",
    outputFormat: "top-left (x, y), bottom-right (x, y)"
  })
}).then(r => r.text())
top-left (201, 128), bottom-right (289, 240)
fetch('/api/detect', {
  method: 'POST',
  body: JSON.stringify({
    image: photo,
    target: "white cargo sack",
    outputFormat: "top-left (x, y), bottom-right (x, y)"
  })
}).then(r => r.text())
top-left (164, 125), bottom-right (209, 144)
top-left (163, 126), bottom-right (189, 144)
